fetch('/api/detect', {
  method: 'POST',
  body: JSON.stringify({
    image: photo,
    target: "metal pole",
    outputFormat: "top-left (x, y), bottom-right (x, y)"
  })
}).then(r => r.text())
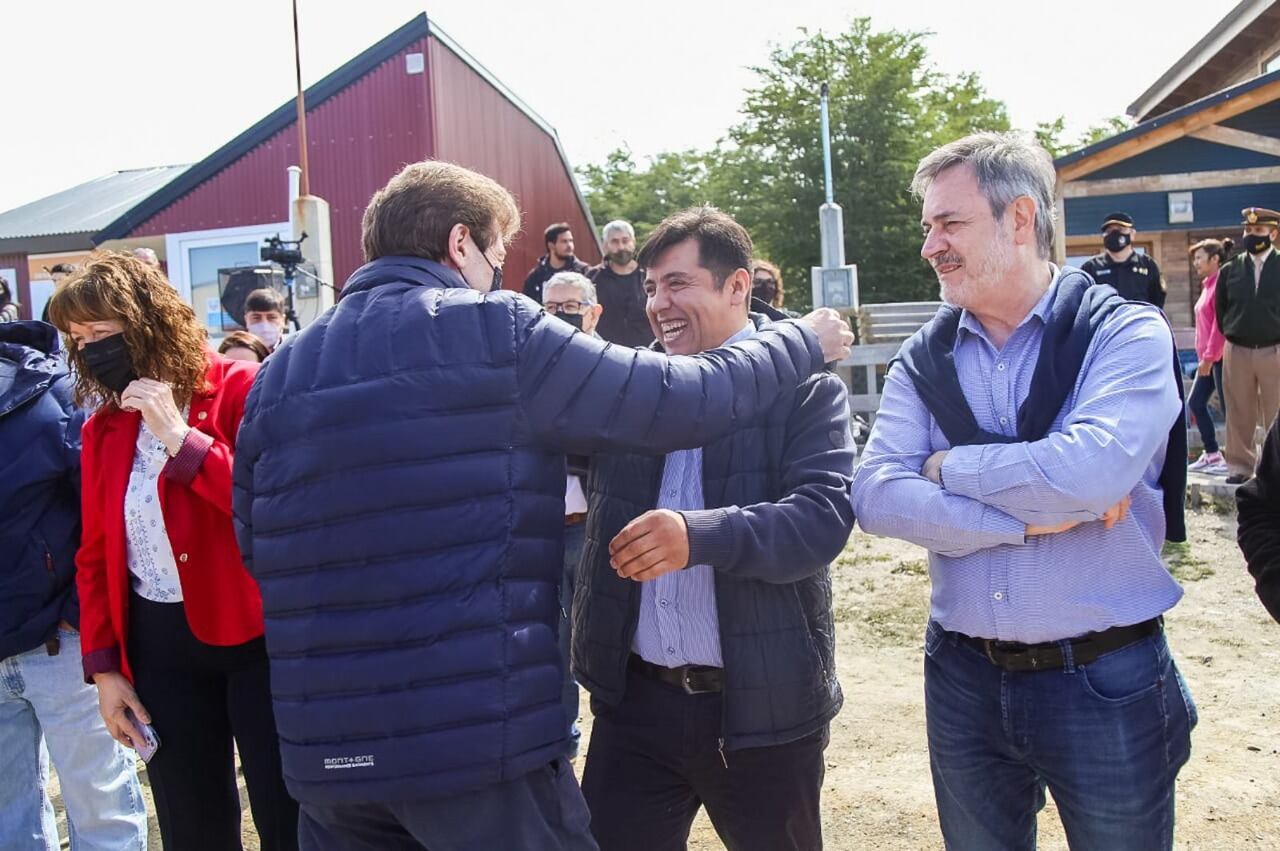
top-left (820, 82), bottom-right (834, 205)
top-left (292, 0), bottom-right (311, 197)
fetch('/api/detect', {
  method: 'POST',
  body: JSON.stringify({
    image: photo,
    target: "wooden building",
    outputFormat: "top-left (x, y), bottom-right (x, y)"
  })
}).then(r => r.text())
top-left (1053, 0), bottom-right (1280, 329)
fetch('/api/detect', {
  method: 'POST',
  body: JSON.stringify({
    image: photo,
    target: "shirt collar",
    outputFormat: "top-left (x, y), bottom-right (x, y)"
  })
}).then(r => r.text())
top-left (956, 264), bottom-right (1060, 342)
top-left (721, 320), bottom-right (756, 347)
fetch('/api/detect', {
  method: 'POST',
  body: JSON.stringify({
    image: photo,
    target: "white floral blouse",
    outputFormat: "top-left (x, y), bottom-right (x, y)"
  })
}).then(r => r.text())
top-left (124, 419), bottom-right (184, 602)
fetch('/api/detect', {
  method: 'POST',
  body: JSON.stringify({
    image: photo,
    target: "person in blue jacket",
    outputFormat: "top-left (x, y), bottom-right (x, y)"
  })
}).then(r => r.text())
top-left (232, 160), bottom-right (853, 850)
top-left (0, 321), bottom-right (148, 849)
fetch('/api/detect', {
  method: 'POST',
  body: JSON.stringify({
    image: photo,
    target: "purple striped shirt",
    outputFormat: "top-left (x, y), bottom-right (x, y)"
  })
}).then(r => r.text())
top-left (632, 322), bottom-right (755, 668)
top-left (851, 269), bottom-right (1184, 643)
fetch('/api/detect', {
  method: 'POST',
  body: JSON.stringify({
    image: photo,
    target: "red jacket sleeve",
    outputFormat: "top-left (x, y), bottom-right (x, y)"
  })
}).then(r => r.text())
top-left (76, 416), bottom-right (121, 681)
top-left (163, 360), bottom-right (259, 516)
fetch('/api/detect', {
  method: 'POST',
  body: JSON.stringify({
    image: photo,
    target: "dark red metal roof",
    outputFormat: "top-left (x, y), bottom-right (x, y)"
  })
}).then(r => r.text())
top-left (95, 13), bottom-right (598, 288)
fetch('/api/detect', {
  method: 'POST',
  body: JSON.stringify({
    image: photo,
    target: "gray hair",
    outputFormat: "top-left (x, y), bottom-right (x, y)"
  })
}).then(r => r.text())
top-left (601, 220), bottom-right (635, 242)
top-left (911, 131), bottom-right (1057, 258)
top-left (544, 271), bottom-right (597, 304)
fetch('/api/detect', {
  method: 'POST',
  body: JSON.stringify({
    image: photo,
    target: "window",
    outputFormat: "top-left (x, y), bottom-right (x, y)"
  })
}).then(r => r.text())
top-left (165, 222), bottom-right (290, 334)
top-left (1266, 51), bottom-right (1280, 75)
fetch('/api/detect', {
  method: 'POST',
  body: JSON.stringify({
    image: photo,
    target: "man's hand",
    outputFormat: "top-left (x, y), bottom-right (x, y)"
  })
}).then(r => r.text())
top-left (800, 308), bottom-right (854, 363)
top-left (1196, 359), bottom-right (1214, 377)
top-left (92, 671), bottom-right (151, 750)
top-left (609, 509), bottom-right (690, 582)
top-left (922, 450), bottom-right (948, 485)
top-left (120, 379), bottom-right (189, 455)
top-left (1025, 495), bottom-right (1131, 536)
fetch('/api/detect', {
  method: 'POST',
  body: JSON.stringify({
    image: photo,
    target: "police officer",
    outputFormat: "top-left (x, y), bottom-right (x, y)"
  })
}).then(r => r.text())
top-left (1080, 212), bottom-right (1166, 307)
top-left (1217, 206), bottom-right (1280, 484)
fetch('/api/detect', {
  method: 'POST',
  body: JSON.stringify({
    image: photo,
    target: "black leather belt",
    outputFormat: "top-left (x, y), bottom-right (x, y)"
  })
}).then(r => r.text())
top-left (628, 654), bottom-right (723, 694)
top-left (956, 618), bottom-right (1161, 672)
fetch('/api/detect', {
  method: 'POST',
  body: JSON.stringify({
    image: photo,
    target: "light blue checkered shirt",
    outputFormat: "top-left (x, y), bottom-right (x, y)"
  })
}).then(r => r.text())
top-left (851, 269), bottom-right (1184, 643)
top-left (632, 322), bottom-right (755, 668)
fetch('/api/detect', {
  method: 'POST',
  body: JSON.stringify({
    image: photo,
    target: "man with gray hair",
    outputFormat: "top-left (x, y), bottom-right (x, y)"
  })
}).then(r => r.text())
top-left (541, 269), bottom-right (605, 758)
top-left (851, 131), bottom-right (1195, 849)
top-left (588, 220), bottom-right (652, 347)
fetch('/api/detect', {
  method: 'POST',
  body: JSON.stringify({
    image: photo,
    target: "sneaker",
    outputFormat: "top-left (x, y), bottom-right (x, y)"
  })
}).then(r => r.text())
top-left (1187, 451), bottom-right (1218, 472)
top-left (1189, 451), bottom-right (1227, 474)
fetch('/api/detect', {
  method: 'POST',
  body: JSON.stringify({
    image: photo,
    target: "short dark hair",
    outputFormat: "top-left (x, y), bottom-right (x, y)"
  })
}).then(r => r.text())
top-left (544, 223), bottom-right (572, 247)
top-left (244, 288), bottom-right (284, 315)
top-left (637, 206), bottom-right (753, 289)
top-left (48, 263), bottom-right (81, 275)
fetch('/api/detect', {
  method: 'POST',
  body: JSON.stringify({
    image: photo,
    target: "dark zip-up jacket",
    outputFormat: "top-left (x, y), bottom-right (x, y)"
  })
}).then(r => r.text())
top-left (1216, 250), bottom-right (1280, 347)
top-left (0, 322), bottom-right (83, 660)
top-left (572, 307), bottom-right (855, 751)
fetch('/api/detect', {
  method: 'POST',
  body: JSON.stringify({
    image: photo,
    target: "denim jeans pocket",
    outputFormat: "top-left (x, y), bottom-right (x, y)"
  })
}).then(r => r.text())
top-left (1078, 638), bottom-right (1162, 704)
top-left (924, 620), bottom-right (946, 658)
top-left (1172, 662), bottom-right (1199, 730)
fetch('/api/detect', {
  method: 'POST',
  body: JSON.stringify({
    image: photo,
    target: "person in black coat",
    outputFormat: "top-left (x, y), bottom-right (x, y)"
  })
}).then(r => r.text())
top-left (1236, 414), bottom-right (1280, 623)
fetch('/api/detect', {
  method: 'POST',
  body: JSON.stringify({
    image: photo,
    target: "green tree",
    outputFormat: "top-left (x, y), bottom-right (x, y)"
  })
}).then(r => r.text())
top-left (579, 19), bottom-right (1013, 308)
top-left (1036, 115), bottom-right (1133, 159)
top-left (576, 148), bottom-right (715, 246)
top-left (719, 21), bottom-right (1010, 308)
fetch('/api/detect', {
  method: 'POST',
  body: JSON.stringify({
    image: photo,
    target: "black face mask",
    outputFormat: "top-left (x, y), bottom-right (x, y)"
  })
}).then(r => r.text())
top-left (555, 312), bottom-right (584, 332)
top-left (1103, 231), bottom-right (1131, 253)
top-left (606, 249), bottom-right (635, 267)
top-left (81, 333), bottom-right (138, 395)
top-left (753, 284), bottom-right (778, 305)
top-left (1244, 233), bottom-right (1273, 255)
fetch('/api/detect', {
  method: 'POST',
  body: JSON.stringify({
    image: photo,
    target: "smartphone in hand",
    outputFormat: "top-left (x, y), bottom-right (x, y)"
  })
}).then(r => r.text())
top-left (124, 708), bottom-right (162, 763)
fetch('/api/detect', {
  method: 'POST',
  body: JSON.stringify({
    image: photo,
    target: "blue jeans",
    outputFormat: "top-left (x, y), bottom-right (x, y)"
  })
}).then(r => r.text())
top-left (924, 620), bottom-right (1196, 851)
top-left (1187, 361), bottom-right (1225, 452)
top-left (562, 521), bottom-right (587, 756)
top-left (0, 628), bottom-right (148, 850)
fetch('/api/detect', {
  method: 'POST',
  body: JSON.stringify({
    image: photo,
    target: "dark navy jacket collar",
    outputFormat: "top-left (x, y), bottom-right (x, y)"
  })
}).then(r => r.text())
top-left (339, 255), bottom-right (470, 300)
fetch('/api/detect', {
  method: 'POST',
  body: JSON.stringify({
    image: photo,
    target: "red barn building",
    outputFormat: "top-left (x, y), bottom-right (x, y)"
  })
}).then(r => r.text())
top-left (90, 13), bottom-right (598, 332)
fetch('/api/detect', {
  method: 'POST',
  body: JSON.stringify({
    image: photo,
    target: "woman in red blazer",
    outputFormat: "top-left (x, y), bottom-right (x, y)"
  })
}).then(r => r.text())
top-left (49, 252), bottom-right (297, 851)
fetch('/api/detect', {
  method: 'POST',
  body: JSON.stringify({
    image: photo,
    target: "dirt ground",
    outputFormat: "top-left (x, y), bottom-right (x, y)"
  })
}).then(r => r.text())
top-left (51, 507), bottom-right (1279, 850)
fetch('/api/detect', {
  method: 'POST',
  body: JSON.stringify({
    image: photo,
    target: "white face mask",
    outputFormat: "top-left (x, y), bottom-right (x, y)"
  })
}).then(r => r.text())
top-left (248, 321), bottom-right (282, 349)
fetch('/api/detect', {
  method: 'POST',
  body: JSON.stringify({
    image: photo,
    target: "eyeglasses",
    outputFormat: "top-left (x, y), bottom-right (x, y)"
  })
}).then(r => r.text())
top-left (752, 277), bottom-right (777, 288)
top-left (544, 300), bottom-right (594, 315)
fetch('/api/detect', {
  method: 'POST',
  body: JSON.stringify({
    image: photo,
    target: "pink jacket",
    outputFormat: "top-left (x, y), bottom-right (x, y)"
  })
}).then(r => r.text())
top-left (1195, 271), bottom-right (1226, 363)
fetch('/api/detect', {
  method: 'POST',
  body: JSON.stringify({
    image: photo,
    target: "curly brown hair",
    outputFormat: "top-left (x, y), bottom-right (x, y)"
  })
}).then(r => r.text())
top-left (47, 251), bottom-right (209, 408)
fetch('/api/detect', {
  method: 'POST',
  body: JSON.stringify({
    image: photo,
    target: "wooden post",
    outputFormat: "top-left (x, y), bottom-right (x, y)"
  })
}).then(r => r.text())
top-left (292, 0), bottom-right (310, 197)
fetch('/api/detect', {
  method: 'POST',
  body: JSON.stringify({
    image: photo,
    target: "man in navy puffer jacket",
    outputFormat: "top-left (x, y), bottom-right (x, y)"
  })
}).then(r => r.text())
top-left (232, 161), bottom-right (852, 849)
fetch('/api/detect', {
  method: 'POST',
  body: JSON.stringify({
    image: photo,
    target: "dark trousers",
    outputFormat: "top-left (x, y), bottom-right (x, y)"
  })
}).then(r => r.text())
top-left (128, 593), bottom-right (299, 851)
top-left (581, 666), bottom-right (826, 851)
top-left (297, 759), bottom-right (596, 850)
top-left (561, 520), bottom-right (587, 754)
top-left (1188, 361), bottom-right (1225, 452)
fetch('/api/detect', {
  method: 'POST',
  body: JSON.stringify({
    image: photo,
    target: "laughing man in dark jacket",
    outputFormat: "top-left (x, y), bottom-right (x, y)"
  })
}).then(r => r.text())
top-left (231, 162), bottom-right (853, 850)
top-left (573, 208), bottom-right (856, 851)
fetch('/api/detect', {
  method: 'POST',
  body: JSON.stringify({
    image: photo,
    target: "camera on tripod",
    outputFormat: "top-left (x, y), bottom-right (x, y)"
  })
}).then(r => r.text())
top-left (261, 233), bottom-right (307, 271)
